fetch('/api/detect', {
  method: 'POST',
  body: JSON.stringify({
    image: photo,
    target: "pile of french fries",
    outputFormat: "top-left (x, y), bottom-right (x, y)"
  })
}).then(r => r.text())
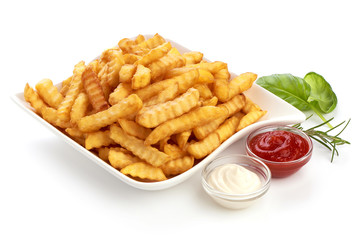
top-left (24, 33), bottom-right (266, 182)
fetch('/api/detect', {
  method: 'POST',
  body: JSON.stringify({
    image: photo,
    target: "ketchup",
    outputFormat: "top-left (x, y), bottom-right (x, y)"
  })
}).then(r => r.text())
top-left (249, 130), bottom-right (309, 162)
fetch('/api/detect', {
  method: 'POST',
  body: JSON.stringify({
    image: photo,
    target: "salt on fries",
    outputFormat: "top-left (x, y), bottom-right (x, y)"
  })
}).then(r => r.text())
top-left (24, 34), bottom-right (266, 182)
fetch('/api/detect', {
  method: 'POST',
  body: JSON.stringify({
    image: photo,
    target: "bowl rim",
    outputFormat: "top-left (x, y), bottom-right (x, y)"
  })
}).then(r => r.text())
top-left (246, 125), bottom-right (313, 165)
top-left (201, 154), bottom-right (271, 200)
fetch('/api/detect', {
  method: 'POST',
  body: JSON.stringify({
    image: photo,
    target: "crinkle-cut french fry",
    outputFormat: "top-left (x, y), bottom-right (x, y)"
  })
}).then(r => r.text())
top-left (148, 53), bottom-right (185, 80)
top-left (98, 147), bottom-right (111, 162)
top-left (199, 61), bottom-right (227, 74)
top-left (110, 124), bottom-right (170, 167)
top-left (70, 92), bottom-right (89, 125)
top-left (118, 38), bottom-right (149, 56)
top-left (121, 162), bottom-right (167, 181)
top-left (145, 106), bottom-right (227, 146)
top-left (187, 132), bottom-right (220, 159)
top-left (228, 72), bottom-right (257, 100)
top-left (82, 65), bottom-right (109, 112)
top-left (193, 115), bottom-right (227, 140)
top-left (183, 51), bottom-right (203, 65)
top-left (65, 127), bottom-right (85, 139)
top-left (59, 76), bottom-right (72, 96)
top-left (109, 148), bottom-right (142, 169)
top-left (135, 42), bottom-right (172, 67)
top-left (78, 94), bottom-right (142, 132)
top-left (242, 95), bottom-right (261, 114)
top-left (135, 68), bottom-right (199, 101)
top-left (41, 106), bottom-right (71, 129)
top-left (193, 83), bottom-right (212, 99)
top-left (138, 33), bottom-right (166, 50)
top-left (98, 49), bottom-right (125, 89)
top-left (123, 54), bottom-right (141, 64)
top-left (161, 156), bottom-right (194, 176)
top-left (213, 68), bottom-right (231, 102)
top-left (136, 87), bottom-right (200, 128)
top-left (108, 82), bottom-right (132, 106)
top-left (163, 143), bottom-right (187, 160)
top-left (237, 109), bottom-right (267, 131)
top-left (57, 61), bottom-right (86, 122)
top-left (176, 130), bottom-right (192, 150)
top-left (35, 78), bottom-right (64, 109)
top-left (197, 68), bottom-right (215, 84)
top-left (216, 114), bottom-right (241, 142)
top-left (193, 94), bottom-right (245, 139)
top-left (85, 130), bottom-right (115, 150)
top-left (88, 59), bottom-right (102, 75)
top-left (119, 64), bottom-right (137, 83)
top-left (24, 83), bottom-right (48, 114)
top-left (201, 96), bottom-right (218, 106)
top-left (131, 64), bottom-right (151, 90)
top-left (134, 34), bottom-right (145, 44)
top-left (164, 67), bottom-right (194, 79)
top-left (188, 114), bottom-right (241, 159)
top-left (143, 83), bottom-right (179, 107)
top-left (118, 118), bottom-right (151, 140)
top-left (168, 47), bottom-right (181, 56)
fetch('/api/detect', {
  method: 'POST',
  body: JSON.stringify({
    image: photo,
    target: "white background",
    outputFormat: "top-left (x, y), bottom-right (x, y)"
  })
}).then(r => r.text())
top-left (1, 0), bottom-right (358, 239)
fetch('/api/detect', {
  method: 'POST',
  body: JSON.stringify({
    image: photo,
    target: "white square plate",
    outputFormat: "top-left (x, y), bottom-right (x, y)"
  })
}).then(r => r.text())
top-left (11, 36), bottom-right (306, 190)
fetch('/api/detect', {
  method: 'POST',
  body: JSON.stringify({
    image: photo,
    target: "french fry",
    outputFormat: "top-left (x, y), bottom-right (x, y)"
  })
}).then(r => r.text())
top-left (161, 156), bottom-right (194, 176)
top-left (108, 82), bottom-right (132, 106)
top-left (228, 72), bottom-right (257, 99)
top-left (131, 64), bottom-right (151, 90)
top-left (163, 143), bottom-right (187, 160)
top-left (110, 124), bottom-right (170, 167)
top-left (70, 92), bottom-right (89, 125)
top-left (41, 106), bottom-right (71, 129)
top-left (121, 162), bottom-right (167, 181)
top-left (183, 51), bottom-right (203, 65)
top-left (193, 83), bottom-right (213, 99)
top-left (57, 61), bottom-right (86, 122)
top-left (60, 76), bottom-right (72, 96)
top-left (135, 68), bottom-right (198, 101)
top-left (176, 130), bottom-right (192, 150)
top-left (201, 96), bottom-right (218, 106)
top-left (118, 118), bottom-right (151, 140)
top-left (187, 132), bottom-right (220, 159)
top-left (35, 78), bottom-right (64, 109)
top-left (237, 109), bottom-right (266, 131)
top-left (108, 148), bottom-right (142, 169)
top-left (197, 68), bottom-right (214, 84)
top-left (143, 83), bottom-right (179, 107)
top-left (82, 65), bottom-right (109, 112)
top-left (136, 87), bottom-right (200, 128)
top-left (145, 106), bottom-right (227, 145)
top-left (135, 42), bottom-right (172, 66)
top-left (85, 130), bottom-right (116, 150)
top-left (138, 33), bottom-right (166, 49)
top-left (148, 53), bottom-right (185, 80)
top-left (78, 94), bottom-right (142, 132)
top-left (24, 83), bottom-right (48, 114)
top-left (119, 64), bottom-right (137, 83)
top-left (98, 49), bottom-right (125, 89)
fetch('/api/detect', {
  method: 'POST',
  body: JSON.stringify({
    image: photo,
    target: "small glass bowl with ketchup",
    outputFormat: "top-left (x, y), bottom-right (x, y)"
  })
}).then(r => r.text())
top-left (246, 125), bottom-right (313, 178)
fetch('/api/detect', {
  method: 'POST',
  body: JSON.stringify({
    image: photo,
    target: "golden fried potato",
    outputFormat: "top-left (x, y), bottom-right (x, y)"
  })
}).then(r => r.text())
top-left (78, 94), bottom-right (142, 132)
top-left (119, 64), bottom-right (137, 83)
top-left (138, 33), bottom-right (166, 49)
top-left (118, 118), bottom-right (151, 140)
top-left (110, 124), bottom-right (170, 167)
top-left (35, 78), bottom-right (64, 109)
top-left (82, 65), bottom-right (109, 112)
top-left (85, 130), bottom-right (115, 150)
top-left (148, 53), bottom-right (185, 80)
top-left (136, 87), bottom-right (200, 128)
top-left (121, 162), bottom-right (167, 181)
top-left (70, 92), bottom-right (89, 125)
top-left (161, 156), bottom-right (194, 176)
top-left (237, 109), bottom-right (266, 131)
top-left (108, 82), bottom-right (132, 106)
top-left (145, 106), bottom-right (227, 145)
top-left (57, 61), bottom-right (86, 122)
top-left (143, 83), bottom-right (179, 107)
top-left (24, 83), bottom-right (48, 114)
top-left (108, 148), bottom-right (142, 169)
top-left (131, 64), bottom-right (151, 90)
top-left (183, 51), bottom-right (203, 65)
top-left (135, 42), bottom-right (171, 66)
top-left (228, 72), bottom-right (257, 100)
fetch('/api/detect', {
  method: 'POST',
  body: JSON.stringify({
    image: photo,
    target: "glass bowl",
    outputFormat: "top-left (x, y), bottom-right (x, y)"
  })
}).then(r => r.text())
top-left (201, 154), bottom-right (271, 209)
top-left (246, 125), bottom-right (313, 178)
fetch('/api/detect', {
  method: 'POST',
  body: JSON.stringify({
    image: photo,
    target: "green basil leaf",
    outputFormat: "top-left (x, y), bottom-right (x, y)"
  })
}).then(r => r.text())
top-left (256, 74), bottom-right (312, 111)
top-left (304, 72), bottom-right (337, 113)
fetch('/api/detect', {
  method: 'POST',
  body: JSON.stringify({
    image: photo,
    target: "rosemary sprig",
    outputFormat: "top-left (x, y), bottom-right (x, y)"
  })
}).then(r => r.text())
top-left (293, 117), bottom-right (351, 162)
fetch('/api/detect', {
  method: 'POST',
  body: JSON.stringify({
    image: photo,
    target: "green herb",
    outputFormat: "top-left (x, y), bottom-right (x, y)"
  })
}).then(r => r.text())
top-left (293, 116), bottom-right (351, 162)
top-left (256, 72), bottom-right (337, 127)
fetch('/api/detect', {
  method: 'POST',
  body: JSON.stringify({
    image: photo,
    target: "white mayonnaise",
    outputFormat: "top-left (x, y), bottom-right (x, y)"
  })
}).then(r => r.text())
top-left (207, 163), bottom-right (261, 194)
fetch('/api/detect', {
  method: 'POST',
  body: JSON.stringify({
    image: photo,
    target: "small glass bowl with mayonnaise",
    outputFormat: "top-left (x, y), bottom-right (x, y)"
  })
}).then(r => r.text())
top-left (201, 154), bottom-right (271, 209)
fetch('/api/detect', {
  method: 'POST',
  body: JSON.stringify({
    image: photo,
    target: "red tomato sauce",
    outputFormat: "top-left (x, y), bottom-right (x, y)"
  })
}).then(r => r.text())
top-left (249, 130), bottom-right (309, 162)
